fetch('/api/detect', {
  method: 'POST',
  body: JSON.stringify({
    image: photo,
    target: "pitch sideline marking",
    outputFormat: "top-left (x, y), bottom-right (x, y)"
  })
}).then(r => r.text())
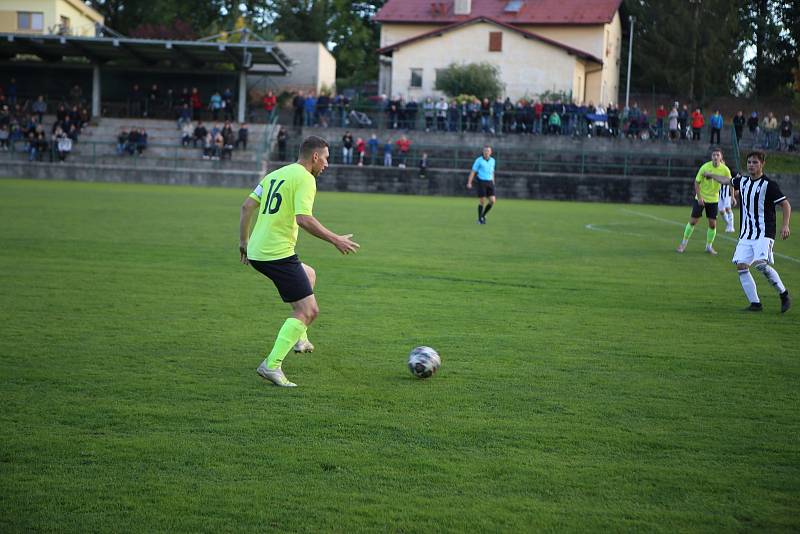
top-left (620, 209), bottom-right (800, 264)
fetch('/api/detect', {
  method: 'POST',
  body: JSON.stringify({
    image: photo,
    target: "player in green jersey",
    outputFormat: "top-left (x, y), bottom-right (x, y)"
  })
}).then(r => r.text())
top-left (676, 147), bottom-right (731, 255)
top-left (239, 135), bottom-right (360, 387)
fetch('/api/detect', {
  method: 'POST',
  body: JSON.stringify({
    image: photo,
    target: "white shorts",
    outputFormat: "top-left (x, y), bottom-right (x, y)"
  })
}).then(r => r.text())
top-left (718, 195), bottom-right (731, 210)
top-left (732, 238), bottom-right (774, 266)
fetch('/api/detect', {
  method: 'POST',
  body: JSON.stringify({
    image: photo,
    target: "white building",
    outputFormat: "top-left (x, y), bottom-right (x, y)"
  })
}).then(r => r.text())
top-left (376, 0), bottom-right (622, 104)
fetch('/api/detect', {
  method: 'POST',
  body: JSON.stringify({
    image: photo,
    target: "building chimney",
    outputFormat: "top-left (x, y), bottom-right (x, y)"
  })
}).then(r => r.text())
top-left (454, 0), bottom-right (472, 15)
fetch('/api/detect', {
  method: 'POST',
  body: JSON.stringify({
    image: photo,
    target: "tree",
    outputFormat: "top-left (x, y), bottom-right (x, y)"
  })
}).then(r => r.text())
top-left (260, 0), bottom-right (385, 89)
top-left (434, 63), bottom-right (504, 100)
top-left (621, 0), bottom-right (742, 101)
top-left (738, 0), bottom-right (798, 96)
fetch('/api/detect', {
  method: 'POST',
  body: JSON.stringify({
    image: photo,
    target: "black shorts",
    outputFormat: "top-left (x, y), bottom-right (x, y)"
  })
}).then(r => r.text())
top-left (690, 198), bottom-right (718, 219)
top-left (249, 255), bottom-right (313, 303)
top-left (476, 180), bottom-right (495, 198)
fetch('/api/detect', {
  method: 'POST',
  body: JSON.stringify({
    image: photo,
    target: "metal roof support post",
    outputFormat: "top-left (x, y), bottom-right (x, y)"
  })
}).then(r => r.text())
top-left (92, 64), bottom-right (101, 118)
top-left (237, 68), bottom-right (246, 123)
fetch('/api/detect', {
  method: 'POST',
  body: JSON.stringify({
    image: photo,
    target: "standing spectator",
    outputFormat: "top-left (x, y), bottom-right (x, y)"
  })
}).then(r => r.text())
top-left (480, 98), bottom-right (491, 133)
top-left (548, 110), bottom-right (562, 135)
top-left (608, 104), bottom-right (620, 137)
top-left (69, 84), bottom-right (82, 107)
top-left (190, 87), bottom-right (202, 120)
top-left (277, 127), bottom-right (288, 161)
top-left (747, 111), bottom-right (760, 147)
top-left (709, 110), bottom-right (723, 145)
top-left (396, 134), bottom-right (411, 168)
top-left (655, 104), bottom-right (667, 139)
top-left (236, 123), bottom-right (249, 150)
top-left (533, 101), bottom-right (543, 134)
top-left (418, 152), bottom-right (428, 179)
top-left (435, 97), bottom-right (448, 131)
top-left (7, 78), bottom-right (16, 106)
top-left (762, 112), bottom-right (778, 149)
top-left (383, 138), bottom-right (393, 167)
top-left (355, 137), bottom-right (366, 166)
top-left (341, 131), bottom-right (354, 164)
top-left (210, 91), bottom-right (222, 121)
top-left (147, 84), bottom-right (161, 117)
top-left (691, 108), bottom-right (704, 141)
top-left (367, 133), bottom-right (379, 165)
top-left (202, 131), bottom-right (213, 159)
top-left (423, 98), bottom-right (434, 131)
top-left (304, 91), bottom-right (317, 127)
top-left (262, 90), bottom-right (277, 121)
top-left (316, 92), bottom-right (330, 127)
top-left (179, 87), bottom-right (191, 108)
top-left (292, 91), bottom-right (305, 127)
top-left (222, 88), bottom-right (234, 121)
top-left (502, 97), bottom-right (514, 133)
top-left (668, 104), bottom-right (679, 140)
top-left (779, 115), bottom-right (792, 151)
top-left (733, 111), bottom-right (745, 144)
top-left (129, 84), bottom-right (143, 117)
top-left (678, 104), bottom-right (689, 139)
top-left (405, 98), bottom-right (418, 130)
top-left (126, 128), bottom-right (139, 155)
top-left (31, 95), bottom-right (46, 124)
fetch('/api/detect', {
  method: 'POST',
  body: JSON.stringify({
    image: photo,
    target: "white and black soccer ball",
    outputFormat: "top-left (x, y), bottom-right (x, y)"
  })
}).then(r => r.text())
top-left (407, 346), bottom-right (441, 379)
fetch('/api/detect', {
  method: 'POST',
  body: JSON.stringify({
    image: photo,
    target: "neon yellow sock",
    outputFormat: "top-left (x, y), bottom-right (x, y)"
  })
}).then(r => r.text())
top-left (706, 227), bottom-right (717, 246)
top-left (265, 318), bottom-right (307, 369)
top-left (683, 223), bottom-right (694, 241)
top-left (299, 329), bottom-right (309, 342)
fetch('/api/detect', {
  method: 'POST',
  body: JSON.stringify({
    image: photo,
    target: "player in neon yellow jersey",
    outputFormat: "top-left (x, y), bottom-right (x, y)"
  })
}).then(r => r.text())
top-left (239, 135), bottom-right (360, 387)
top-left (676, 147), bottom-right (731, 255)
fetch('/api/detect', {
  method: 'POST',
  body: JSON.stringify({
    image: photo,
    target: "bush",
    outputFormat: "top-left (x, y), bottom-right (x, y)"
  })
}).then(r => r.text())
top-left (435, 62), bottom-right (504, 101)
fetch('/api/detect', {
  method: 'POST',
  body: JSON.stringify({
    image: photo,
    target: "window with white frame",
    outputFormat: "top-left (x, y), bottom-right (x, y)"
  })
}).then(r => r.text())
top-left (18, 12), bottom-right (44, 31)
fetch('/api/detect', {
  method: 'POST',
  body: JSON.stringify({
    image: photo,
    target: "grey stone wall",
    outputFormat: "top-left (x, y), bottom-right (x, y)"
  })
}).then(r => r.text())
top-left (6, 160), bottom-right (798, 206)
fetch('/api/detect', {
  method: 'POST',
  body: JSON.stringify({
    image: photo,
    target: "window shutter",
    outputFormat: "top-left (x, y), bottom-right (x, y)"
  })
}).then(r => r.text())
top-left (489, 32), bottom-right (502, 52)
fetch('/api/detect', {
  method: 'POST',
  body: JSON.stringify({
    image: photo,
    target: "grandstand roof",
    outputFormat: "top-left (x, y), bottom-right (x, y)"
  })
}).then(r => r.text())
top-left (377, 16), bottom-right (602, 64)
top-left (0, 33), bottom-right (290, 72)
top-left (375, 0), bottom-right (622, 25)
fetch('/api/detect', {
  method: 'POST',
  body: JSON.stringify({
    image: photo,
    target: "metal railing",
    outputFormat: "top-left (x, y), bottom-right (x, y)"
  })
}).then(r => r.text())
top-left (273, 139), bottom-right (704, 178)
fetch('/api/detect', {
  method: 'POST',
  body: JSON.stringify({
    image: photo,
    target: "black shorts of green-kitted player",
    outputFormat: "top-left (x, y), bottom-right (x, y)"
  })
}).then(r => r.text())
top-left (250, 255), bottom-right (313, 303)
top-left (476, 179), bottom-right (495, 197)
top-left (690, 198), bottom-right (718, 219)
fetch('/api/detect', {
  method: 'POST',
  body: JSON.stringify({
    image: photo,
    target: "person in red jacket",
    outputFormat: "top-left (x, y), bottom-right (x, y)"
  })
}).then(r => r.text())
top-left (655, 104), bottom-right (667, 139)
top-left (190, 87), bottom-right (202, 120)
top-left (262, 90), bottom-right (277, 121)
top-left (691, 108), bottom-right (704, 141)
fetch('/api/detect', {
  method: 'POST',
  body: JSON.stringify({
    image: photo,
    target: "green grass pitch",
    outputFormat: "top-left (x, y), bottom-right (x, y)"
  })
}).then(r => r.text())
top-left (1, 178), bottom-right (798, 532)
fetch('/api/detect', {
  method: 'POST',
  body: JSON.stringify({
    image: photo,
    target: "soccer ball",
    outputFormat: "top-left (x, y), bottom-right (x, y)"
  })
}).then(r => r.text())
top-left (407, 346), bottom-right (441, 379)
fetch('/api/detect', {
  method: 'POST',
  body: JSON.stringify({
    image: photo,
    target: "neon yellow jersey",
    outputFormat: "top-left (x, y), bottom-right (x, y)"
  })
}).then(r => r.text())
top-left (247, 163), bottom-right (316, 261)
top-left (694, 161), bottom-right (731, 203)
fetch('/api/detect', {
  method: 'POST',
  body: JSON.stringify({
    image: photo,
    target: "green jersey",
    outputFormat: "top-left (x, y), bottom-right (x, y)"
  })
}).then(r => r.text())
top-left (247, 163), bottom-right (316, 261)
top-left (695, 161), bottom-right (731, 203)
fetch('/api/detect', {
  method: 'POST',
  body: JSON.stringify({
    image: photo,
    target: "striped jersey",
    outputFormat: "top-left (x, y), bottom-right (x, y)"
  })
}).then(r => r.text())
top-left (731, 174), bottom-right (787, 240)
top-left (720, 184), bottom-right (731, 200)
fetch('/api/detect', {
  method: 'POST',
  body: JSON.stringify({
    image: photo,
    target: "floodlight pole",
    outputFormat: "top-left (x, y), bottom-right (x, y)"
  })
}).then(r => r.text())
top-left (625, 15), bottom-right (634, 110)
top-left (92, 64), bottom-right (101, 118)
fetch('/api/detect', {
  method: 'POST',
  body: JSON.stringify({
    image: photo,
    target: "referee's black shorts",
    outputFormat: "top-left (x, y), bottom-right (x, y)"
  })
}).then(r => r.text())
top-left (249, 254), bottom-right (313, 303)
top-left (690, 198), bottom-right (718, 219)
top-left (476, 179), bottom-right (495, 198)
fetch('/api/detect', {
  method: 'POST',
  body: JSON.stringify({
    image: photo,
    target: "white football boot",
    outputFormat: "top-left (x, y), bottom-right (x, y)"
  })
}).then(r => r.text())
top-left (256, 361), bottom-right (297, 387)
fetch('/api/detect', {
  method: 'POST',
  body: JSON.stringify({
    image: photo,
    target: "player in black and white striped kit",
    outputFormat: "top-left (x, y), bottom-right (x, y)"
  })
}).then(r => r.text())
top-left (718, 181), bottom-right (736, 233)
top-left (708, 151), bottom-right (792, 312)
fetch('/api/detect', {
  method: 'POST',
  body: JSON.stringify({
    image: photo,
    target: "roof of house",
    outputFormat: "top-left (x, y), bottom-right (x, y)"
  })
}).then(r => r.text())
top-left (377, 16), bottom-right (603, 64)
top-left (375, 0), bottom-right (622, 25)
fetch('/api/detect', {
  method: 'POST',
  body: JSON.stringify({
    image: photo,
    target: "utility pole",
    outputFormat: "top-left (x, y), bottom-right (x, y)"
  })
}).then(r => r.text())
top-left (625, 15), bottom-right (635, 109)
